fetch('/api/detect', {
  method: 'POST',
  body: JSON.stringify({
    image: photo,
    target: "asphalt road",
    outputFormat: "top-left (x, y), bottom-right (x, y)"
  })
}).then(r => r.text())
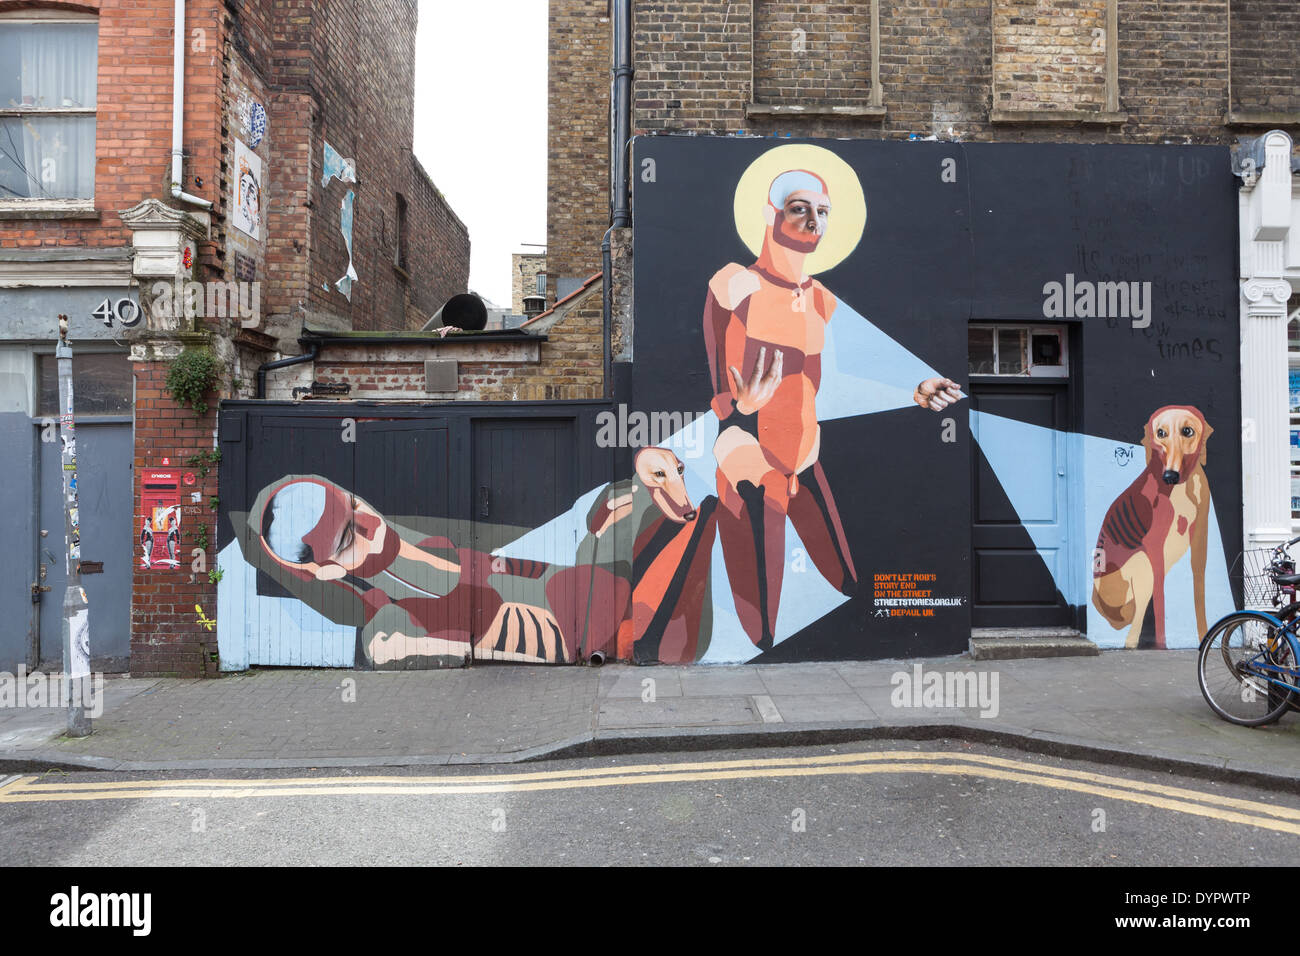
top-left (3, 739), bottom-right (1298, 866)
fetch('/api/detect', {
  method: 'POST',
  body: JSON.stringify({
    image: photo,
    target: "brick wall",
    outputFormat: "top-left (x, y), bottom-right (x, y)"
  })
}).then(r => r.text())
top-left (755, 1), bottom-right (872, 108)
top-left (993, 1), bottom-right (1108, 112)
top-left (1229, 0), bottom-right (1300, 117)
top-left (535, 0), bottom-right (1300, 329)
top-left (407, 157), bottom-right (471, 326)
top-left (512, 252), bottom-right (546, 313)
top-left (626, 1), bottom-right (1278, 141)
top-left (546, 0), bottom-right (610, 304)
top-left (0, 0), bottom-right (226, 249)
top-left (307, 281), bottom-right (606, 401)
top-left (130, 361), bottom-right (222, 677)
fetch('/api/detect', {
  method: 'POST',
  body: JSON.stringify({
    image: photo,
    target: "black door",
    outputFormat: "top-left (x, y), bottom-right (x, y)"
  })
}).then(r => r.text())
top-left (970, 382), bottom-right (1072, 628)
top-left (471, 418), bottom-right (579, 657)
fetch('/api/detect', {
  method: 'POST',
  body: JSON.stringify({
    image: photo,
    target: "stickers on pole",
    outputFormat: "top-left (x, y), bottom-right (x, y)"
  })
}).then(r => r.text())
top-left (69, 605), bottom-right (90, 679)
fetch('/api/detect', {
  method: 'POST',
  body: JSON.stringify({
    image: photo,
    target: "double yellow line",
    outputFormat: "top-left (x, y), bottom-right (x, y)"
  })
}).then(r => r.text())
top-left (2, 749), bottom-right (1298, 835)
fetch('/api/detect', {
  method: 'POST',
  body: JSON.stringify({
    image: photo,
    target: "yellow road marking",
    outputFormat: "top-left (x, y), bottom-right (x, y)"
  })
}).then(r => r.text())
top-left (1, 750), bottom-right (1298, 835)
top-left (9, 748), bottom-right (1298, 820)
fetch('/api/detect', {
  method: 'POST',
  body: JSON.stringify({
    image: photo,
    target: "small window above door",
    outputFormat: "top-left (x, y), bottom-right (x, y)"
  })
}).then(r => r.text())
top-left (969, 324), bottom-right (1068, 378)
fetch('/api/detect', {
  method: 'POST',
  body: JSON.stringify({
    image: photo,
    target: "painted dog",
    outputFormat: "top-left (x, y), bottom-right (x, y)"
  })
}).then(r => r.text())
top-left (1092, 405), bottom-right (1213, 648)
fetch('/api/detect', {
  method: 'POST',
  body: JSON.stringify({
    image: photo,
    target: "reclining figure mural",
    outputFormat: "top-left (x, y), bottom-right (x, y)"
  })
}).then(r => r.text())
top-left (235, 446), bottom-right (718, 669)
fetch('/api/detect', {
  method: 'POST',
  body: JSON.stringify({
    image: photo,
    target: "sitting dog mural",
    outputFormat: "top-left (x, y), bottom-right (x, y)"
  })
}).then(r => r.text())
top-left (585, 446), bottom-right (718, 664)
top-left (1092, 405), bottom-right (1213, 648)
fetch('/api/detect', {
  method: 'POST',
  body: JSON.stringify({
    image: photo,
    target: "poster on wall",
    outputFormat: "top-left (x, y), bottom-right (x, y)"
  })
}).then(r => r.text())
top-left (232, 138), bottom-right (262, 240)
top-left (1290, 368), bottom-right (1300, 413)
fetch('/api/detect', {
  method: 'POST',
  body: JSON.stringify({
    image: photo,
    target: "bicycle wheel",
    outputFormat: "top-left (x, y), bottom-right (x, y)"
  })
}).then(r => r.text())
top-left (1197, 613), bottom-right (1296, 726)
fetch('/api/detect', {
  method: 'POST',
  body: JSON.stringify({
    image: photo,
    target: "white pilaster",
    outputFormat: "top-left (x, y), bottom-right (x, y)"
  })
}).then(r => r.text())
top-left (1240, 130), bottom-right (1299, 554)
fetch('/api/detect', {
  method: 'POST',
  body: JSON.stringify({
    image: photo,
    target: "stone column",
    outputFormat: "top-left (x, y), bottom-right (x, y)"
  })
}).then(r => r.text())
top-left (1240, 130), bottom-right (1296, 554)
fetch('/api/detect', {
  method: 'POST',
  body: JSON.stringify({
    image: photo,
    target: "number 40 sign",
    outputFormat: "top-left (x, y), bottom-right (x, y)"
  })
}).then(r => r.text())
top-left (92, 298), bottom-right (142, 328)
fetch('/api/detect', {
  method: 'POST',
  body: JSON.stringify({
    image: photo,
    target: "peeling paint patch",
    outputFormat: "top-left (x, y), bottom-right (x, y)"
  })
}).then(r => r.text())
top-left (322, 141), bottom-right (357, 188)
top-left (335, 189), bottom-right (357, 300)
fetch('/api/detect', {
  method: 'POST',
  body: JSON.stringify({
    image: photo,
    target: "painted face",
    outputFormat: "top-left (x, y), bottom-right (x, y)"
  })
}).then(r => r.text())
top-left (1145, 407), bottom-right (1212, 485)
top-left (261, 478), bottom-right (389, 581)
top-left (635, 447), bottom-right (696, 523)
top-left (240, 173), bottom-right (259, 218)
top-left (772, 188), bottom-right (830, 253)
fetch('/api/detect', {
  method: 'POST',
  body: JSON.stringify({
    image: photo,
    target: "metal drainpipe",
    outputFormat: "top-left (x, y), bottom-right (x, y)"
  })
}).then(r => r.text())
top-left (255, 341), bottom-right (320, 399)
top-left (170, 0), bottom-right (212, 209)
top-left (604, 0), bottom-right (632, 400)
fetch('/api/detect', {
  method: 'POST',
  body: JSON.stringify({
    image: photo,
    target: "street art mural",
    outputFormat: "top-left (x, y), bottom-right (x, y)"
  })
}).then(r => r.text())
top-left (1092, 405), bottom-right (1214, 648)
top-left (217, 138), bottom-right (1242, 668)
top-left (232, 138), bottom-right (262, 240)
top-left (703, 150), bottom-right (961, 652)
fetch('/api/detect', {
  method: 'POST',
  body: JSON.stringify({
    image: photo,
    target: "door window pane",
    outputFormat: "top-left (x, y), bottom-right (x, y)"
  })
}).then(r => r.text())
top-left (997, 328), bottom-right (1026, 375)
top-left (969, 327), bottom-right (995, 375)
top-left (38, 353), bottom-right (132, 416)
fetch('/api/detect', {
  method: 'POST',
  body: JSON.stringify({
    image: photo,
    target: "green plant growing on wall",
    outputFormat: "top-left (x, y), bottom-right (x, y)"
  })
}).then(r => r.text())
top-left (192, 520), bottom-right (209, 553)
top-left (165, 346), bottom-right (223, 415)
top-left (185, 448), bottom-right (222, 480)
top-left (208, 565), bottom-right (224, 585)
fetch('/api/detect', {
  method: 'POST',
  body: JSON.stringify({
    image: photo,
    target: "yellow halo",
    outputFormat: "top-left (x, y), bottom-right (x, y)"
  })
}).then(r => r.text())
top-left (732, 143), bottom-right (866, 275)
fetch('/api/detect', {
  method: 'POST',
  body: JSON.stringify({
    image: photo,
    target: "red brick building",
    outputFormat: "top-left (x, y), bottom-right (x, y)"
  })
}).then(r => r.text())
top-left (0, 0), bottom-right (469, 676)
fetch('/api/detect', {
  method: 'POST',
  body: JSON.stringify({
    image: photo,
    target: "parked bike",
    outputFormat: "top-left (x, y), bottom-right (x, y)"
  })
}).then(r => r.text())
top-left (1198, 535), bottom-right (1300, 726)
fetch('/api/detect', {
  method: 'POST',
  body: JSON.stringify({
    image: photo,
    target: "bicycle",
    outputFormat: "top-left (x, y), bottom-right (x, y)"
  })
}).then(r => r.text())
top-left (1197, 534), bottom-right (1300, 726)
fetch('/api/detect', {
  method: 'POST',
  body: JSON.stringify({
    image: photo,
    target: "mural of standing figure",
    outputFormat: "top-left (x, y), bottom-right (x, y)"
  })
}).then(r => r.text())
top-left (1092, 405), bottom-right (1214, 648)
top-left (703, 161), bottom-right (962, 650)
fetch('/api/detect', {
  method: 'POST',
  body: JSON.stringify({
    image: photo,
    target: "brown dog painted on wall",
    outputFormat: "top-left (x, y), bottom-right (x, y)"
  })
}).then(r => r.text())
top-left (1092, 405), bottom-right (1213, 649)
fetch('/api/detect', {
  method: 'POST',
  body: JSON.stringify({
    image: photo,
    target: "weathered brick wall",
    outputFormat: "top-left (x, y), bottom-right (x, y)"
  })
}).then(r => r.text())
top-left (626, 1), bottom-right (1283, 142)
top-left (130, 361), bottom-right (222, 677)
top-left (512, 253), bottom-right (547, 313)
top-left (407, 157), bottom-right (471, 327)
top-left (1230, 0), bottom-right (1300, 117)
top-left (0, 0), bottom-right (226, 249)
top-left (755, 1), bottom-right (872, 107)
top-left (993, 1), bottom-right (1108, 112)
top-left (486, 285), bottom-right (605, 399)
top-left (546, 0), bottom-right (609, 304)
top-left (306, 282), bottom-right (606, 401)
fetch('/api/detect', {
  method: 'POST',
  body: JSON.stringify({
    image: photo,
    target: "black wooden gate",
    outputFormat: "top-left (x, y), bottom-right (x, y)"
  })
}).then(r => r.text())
top-left (216, 401), bottom-right (614, 669)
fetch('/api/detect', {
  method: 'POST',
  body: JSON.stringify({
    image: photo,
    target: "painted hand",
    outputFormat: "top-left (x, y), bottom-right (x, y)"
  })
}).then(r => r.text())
top-left (729, 346), bottom-right (784, 416)
top-left (914, 377), bottom-right (964, 412)
top-left (436, 326), bottom-right (461, 338)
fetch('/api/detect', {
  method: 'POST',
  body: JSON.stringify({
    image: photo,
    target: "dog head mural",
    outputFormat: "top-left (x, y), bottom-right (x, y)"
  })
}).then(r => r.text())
top-left (635, 446), bottom-right (697, 523)
top-left (1141, 405), bottom-right (1212, 486)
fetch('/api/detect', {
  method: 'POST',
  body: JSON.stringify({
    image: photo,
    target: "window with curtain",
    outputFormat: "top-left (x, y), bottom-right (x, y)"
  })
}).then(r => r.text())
top-left (0, 16), bottom-right (97, 201)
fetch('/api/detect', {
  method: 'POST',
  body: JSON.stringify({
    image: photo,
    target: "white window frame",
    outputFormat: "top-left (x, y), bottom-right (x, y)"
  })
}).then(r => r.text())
top-left (968, 323), bottom-right (1070, 378)
top-left (0, 9), bottom-right (98, 216)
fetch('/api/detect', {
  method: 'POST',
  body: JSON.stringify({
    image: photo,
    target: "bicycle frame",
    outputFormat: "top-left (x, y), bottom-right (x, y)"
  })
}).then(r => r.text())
top-left (1206, 608), bottom-right (1300, 696)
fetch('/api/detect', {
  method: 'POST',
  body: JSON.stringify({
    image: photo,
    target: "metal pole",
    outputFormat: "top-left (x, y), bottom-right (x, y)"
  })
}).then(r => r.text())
top-left (55, 315), bottom-right (91, 737)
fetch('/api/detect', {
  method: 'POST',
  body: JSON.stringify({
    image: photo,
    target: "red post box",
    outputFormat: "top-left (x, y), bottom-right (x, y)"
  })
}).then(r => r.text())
top-left (141, 469), bottom-right (182, 569)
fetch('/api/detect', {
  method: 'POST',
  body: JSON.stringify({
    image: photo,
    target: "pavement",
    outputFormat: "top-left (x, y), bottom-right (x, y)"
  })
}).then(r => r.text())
top-left (4, 650), bottom-right (1300, 786)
